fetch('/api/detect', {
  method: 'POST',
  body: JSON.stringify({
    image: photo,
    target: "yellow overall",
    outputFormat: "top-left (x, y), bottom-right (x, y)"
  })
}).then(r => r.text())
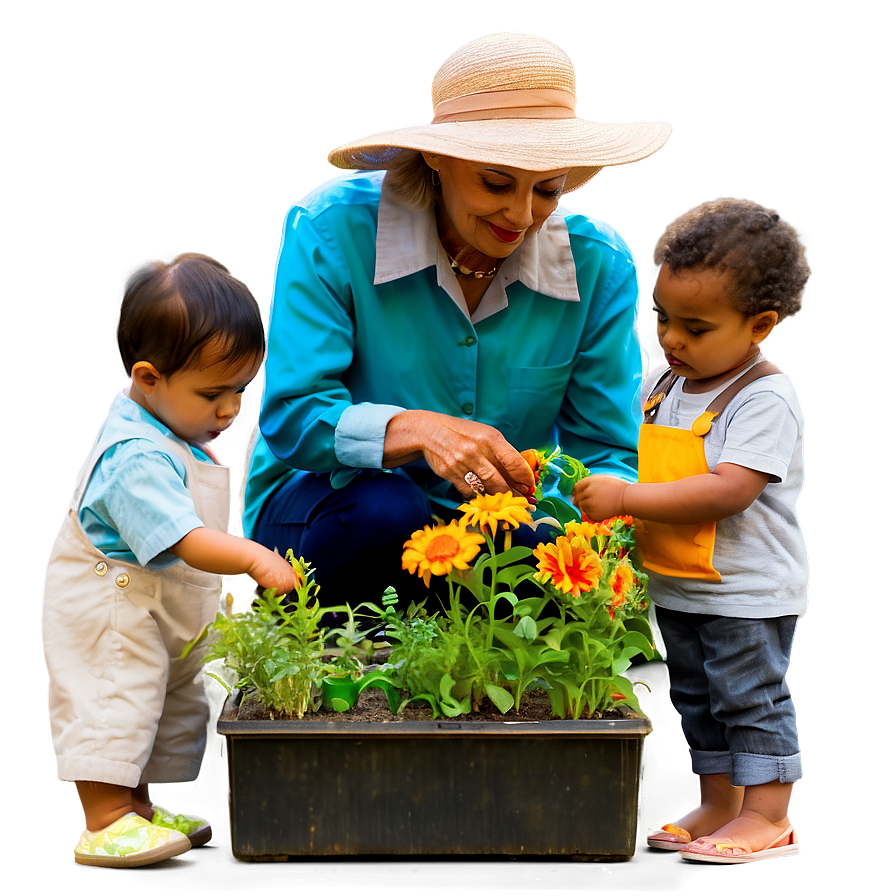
top-left (635, 361), bottom-right (780, 582)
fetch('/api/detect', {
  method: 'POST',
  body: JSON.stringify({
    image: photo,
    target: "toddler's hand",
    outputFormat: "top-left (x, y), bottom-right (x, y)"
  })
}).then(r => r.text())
top-left (572, 474), bottom-right (629, 522)
top-left (247, 545), bottom-right (298, 596)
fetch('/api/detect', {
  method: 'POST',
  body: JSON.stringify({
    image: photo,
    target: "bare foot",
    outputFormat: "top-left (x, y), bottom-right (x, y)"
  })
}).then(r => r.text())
top-left (650, 805), bottom-right (738, 844)
top-left (688, 808), bottom-right (791, 855)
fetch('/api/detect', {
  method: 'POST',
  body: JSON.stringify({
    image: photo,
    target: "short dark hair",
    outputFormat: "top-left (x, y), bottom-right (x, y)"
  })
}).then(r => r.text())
top-left (654, 199), bottom-right (810, 320)
top-left (118, 253), bottom-right (265, 376)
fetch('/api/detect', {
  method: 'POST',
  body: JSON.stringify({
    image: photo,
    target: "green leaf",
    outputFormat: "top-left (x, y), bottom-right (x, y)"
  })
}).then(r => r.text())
top-left (513, 615), bottom-right (538, 641)
top-left (484, 683), bottom-right (514, 714)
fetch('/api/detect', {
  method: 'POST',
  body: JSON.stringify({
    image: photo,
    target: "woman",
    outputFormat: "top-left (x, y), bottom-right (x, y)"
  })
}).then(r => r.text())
top-left (244, 32), bottom-right (670, 607)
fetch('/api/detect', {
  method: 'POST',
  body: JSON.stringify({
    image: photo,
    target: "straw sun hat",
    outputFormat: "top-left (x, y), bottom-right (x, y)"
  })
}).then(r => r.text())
top-left (328, 32), bottom-right (671, 192)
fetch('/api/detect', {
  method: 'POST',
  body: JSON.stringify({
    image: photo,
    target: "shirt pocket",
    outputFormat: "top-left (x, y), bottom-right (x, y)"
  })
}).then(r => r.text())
top-left (497, 358), bottom-right (574, 445)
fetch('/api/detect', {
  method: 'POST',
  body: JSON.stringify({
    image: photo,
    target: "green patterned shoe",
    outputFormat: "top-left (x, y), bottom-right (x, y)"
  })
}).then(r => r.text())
top-left (151, 805), bottom-right (212, 847)
top-left (74, 812), bottom-right (191, 867)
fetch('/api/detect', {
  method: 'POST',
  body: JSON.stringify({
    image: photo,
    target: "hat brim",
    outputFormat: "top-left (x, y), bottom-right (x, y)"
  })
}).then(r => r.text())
top-left (328, 118), bottom-right (671, 192)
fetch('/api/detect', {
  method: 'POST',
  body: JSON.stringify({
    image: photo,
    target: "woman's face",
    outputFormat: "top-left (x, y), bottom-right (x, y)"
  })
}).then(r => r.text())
top-left (432, 157), bottom-right (569, 259)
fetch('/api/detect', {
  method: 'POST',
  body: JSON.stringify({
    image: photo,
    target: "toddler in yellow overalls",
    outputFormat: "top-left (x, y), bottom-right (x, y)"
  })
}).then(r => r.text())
top-left (573, 199), bottom-right (809, 864)
top-left (43, 254), bottom-right (297, 867)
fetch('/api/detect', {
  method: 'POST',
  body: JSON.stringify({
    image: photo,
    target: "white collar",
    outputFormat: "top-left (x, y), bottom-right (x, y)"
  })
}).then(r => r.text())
top-left (373, 175), bottom-right (581, 323)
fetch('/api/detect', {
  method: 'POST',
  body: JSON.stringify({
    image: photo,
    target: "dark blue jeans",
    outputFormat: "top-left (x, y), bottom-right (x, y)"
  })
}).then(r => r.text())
top-left (253, 469), bottom-right (552, 617)
top-left (655, 606), bottom-right (802, 786)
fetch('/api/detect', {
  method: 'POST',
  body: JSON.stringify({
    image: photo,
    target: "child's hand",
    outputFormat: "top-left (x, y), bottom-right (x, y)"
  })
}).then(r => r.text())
top-left (246, 545), bottom-right (298, 596)
top-left (572, 474), bottom-right (629, 522)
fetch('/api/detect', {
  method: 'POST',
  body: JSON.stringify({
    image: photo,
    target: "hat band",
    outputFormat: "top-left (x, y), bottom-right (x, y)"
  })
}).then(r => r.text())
top-left (431, 88), bottom-right (576, 124)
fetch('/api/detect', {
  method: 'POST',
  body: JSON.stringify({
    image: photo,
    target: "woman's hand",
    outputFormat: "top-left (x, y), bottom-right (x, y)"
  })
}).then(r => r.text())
top-left (572, 474), bottom-right (629, 522)
top-left (384, 410), bottom-right (535, 498)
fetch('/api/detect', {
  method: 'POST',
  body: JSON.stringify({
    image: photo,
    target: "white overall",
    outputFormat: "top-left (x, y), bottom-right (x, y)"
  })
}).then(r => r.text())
top-left (43, 415), bottom-right (229, 788)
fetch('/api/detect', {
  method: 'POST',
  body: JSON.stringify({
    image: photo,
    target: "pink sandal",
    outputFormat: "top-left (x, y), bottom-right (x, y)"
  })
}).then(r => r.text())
top-left (680, 825), bottom-right (798, 864)
top-left (647, 823), bottom-right (691, 850)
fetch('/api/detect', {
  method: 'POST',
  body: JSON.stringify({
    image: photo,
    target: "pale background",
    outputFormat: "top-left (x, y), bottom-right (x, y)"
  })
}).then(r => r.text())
top-left (3, 1), bottom-right (890, 892)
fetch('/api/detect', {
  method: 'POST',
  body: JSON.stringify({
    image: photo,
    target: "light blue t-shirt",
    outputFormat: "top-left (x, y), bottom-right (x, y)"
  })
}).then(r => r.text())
top-left (243, 170), bottom-right (643, 537)
top-left (78, 392), bottom-right (211, 568)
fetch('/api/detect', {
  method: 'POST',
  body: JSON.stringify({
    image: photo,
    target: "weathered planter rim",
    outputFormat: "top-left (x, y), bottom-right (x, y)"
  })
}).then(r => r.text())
top-left (218, 690), bottom-right (652, 737)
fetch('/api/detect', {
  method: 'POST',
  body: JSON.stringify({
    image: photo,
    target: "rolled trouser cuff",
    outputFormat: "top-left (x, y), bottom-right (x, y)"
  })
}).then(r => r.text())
top-left (689, 749), bottom-right (733, 776)
top-left (731, 751), bottom-right (802, 786)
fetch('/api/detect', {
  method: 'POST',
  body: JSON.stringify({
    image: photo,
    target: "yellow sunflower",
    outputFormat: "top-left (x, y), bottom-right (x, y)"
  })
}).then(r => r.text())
top-left (458, 491), bottom-right (533, 539)
top-left (402, 521), bottom-right (485, 587)
top-left (533, 535), bottom-right (603, 598)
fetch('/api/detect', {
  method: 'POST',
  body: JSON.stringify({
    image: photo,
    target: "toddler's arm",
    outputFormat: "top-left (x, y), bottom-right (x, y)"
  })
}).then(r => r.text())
top-left (170, 527), bottom-right (297, 594)
top-left (572, 463), bottom-right (770, 525)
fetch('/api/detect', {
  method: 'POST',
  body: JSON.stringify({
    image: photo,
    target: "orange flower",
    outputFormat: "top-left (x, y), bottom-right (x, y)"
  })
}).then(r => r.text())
top-left (402, 521), bottom-right (485, 587)
top-left (609, 561), bottom-right (635, 607)
top-left (533, 536), bottom-right (603, 598)
top-left (458, 491), bottom-right (532, 540)
top-left (520, 448), bottom-right (545, 485)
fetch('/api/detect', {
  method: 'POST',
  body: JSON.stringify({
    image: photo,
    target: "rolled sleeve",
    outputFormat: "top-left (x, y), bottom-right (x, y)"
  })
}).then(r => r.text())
top-left (335, 402), bottom-right (407, 468)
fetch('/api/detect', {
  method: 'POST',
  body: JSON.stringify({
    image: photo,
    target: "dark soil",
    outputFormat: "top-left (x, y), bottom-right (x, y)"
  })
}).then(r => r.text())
top-left (232, 685), bottom-right (630, 723)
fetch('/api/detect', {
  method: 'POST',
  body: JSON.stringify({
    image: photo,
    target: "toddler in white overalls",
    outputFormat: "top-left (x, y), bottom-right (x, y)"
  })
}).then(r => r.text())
top-left (573, 200), bottom-right (809, 865)
top-left (43, 253), bottom-right (297, 868)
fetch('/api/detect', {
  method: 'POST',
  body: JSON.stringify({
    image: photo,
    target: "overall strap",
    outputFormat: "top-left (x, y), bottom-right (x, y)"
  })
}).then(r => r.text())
top-left (704, 360), bottom-right (782, 415)
top-left (692, 359), bottom-right (783, 436)
top-left (642, 369), bottom-right (680, 423)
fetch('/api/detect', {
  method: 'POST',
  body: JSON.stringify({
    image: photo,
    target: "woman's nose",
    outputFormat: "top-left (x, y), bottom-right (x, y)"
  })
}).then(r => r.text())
top-left (505, 191), bottom-right (535, 229)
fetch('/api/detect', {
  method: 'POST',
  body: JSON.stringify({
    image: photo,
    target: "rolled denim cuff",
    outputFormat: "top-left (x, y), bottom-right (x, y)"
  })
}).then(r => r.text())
top-left (689, 749), bottom-right (732, 776)
top-left (731, 752), bottom-right (802, 786)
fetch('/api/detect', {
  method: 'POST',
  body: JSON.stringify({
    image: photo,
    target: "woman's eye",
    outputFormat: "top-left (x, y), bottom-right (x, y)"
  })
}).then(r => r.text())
top-left (482, 179), bottom-right (511, 193)
top-left (536, 187), bottom-right (563, 200)
top-left (652, 308), bottom-right (668, 323)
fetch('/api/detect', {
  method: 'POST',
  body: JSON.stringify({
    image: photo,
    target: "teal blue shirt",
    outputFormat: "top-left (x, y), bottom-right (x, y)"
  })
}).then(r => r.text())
top-left (243, 171), bottom-right (642, 538)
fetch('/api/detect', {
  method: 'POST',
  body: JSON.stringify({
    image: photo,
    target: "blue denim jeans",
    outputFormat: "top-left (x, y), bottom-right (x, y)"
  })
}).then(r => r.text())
top-left (655, 606), bottom-right (802, 787)
top-left (254, 469), bottom-right (554, 614)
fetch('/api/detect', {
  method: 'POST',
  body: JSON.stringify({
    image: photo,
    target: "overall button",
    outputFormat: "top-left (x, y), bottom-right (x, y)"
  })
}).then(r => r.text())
top-left (115, 573), bottom-right (130, 589)
top-left (94, 561), bottom-right (108, 576)
top-left (461, 402), bottom-right (475, 415)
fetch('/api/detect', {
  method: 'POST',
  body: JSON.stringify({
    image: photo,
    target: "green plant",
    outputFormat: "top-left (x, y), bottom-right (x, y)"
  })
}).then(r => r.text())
top-left (201, 553), bottom-right (337, 718)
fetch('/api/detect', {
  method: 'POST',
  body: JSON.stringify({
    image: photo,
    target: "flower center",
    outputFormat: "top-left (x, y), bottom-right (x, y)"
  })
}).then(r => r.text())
top-left (425, 534), bottom-right (460, 562)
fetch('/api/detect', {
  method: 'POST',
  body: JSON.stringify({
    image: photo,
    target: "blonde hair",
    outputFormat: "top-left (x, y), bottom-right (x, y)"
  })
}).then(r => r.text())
top-left (383, 152), bottom-right (436, 210)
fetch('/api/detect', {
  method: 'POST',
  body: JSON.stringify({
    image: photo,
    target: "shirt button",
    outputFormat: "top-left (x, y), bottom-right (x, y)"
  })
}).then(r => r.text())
top-left (94, 561), bottom-right (108, 576)
top-left (461, 336), bottom-right (477, 347)
top-left (462, 402), bottom-right (475, 415)
top-left (115, 573), bottom-right (130, 589)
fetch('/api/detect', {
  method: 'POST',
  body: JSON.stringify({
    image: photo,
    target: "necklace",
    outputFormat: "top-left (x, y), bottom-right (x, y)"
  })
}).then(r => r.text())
top-left (447, 251), bottom-right (498, 280)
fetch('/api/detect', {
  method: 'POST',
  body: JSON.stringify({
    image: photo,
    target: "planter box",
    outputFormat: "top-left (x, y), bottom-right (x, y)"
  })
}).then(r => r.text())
top-left (217, 692), bottom-right (651, 861)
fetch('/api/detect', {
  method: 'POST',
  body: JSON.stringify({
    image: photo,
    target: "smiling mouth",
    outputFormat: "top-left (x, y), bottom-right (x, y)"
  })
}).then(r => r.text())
top-left (488, 222), bottom-right (523, 243)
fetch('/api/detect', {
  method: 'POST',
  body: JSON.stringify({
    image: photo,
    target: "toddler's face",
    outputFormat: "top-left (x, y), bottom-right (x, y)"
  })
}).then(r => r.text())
top-left (652, 264), bottom-right (776, 391)
top-left (144, 347), bottom-right (261, 445)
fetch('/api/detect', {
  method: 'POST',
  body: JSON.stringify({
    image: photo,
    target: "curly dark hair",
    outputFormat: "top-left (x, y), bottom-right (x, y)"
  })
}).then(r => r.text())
top-left (654, 199), bottom-right (809, 320)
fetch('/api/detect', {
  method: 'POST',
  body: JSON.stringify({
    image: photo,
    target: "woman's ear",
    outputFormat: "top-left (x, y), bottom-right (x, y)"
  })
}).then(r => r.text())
top-left (131, 361), bottom-right (162, 395)
top-left (751, 310), bottom-right (779, 344)
top-left (422, 153), bottom-right (441, 171)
